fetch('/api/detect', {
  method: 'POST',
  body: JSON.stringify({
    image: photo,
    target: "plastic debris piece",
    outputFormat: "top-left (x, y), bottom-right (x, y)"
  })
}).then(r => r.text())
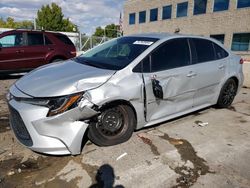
top-left (116, 152), bottom-right (127, 161)
top-left (7, 170), bottom-right (15, 176)
top-left (198, 122), bottom-right (208, 127)
top-left (195, 120), bottom-right (208, 127)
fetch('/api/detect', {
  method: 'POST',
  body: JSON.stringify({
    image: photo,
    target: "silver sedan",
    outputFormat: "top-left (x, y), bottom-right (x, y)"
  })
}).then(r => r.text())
top-left (7, 33), bottom-right (244, 155)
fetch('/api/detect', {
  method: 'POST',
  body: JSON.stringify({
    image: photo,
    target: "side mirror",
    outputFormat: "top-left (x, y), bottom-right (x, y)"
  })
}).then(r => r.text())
top-left (151, 76), bottom-right (163, 99)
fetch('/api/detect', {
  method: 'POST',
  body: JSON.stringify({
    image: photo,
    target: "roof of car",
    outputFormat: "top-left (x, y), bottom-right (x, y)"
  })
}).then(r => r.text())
top-left (1, 29), bottom-right (65, 35)
top-left (127, 32), bottom-right (209, 40)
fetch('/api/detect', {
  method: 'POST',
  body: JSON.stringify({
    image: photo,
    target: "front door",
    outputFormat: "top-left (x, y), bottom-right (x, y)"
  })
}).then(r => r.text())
top-left (0, 32), bottom-right (26, 71)
top-left (142, 38), bottom-right (196, 122)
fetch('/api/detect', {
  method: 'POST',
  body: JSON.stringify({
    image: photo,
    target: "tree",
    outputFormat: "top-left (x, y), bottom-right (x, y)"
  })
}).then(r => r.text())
top-left (0, 17), bottom-right (33, 29)
top-left (93, 24), bottom-right (120, 38)
top-left (36, 3), bottom-right (76, 32)
top-left (93, 26), bottom-right (104, 37)
top-left (105, 24), bottom-right (120, 38)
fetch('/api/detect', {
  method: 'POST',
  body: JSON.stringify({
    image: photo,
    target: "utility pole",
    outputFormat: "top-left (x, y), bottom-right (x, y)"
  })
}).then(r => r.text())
top-left (33, 17), bottom-right (36, 30)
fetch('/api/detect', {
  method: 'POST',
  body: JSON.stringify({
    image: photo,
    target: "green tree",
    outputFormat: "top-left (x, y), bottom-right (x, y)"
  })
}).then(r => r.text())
top-left (93, 24), bottom-right (120, 38)
top-left (5, 17), bottom-right (16, 28)
top-left (0, 17), bottom-right (33, 29)
top-left (36, 3), bottom-right (76, 32)
top-left (93, 26), bottom-right (104, 37)
top-left (105, 24), bottom-right (120, 38)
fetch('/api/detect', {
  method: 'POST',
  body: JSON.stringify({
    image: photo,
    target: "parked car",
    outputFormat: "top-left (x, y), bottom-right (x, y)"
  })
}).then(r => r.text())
top-left (7, 33), bottom-right (244, 155)
top-left (0, 29), bottom-right (76, 74)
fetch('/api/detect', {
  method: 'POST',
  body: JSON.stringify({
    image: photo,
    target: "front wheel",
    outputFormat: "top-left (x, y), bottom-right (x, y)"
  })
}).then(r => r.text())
top-left (216, 79), bottom-right (237, 108)
top-left (88, 105), bottom-right (136, 146)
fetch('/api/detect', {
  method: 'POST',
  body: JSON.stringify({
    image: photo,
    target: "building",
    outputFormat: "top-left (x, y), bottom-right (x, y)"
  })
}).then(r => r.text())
top-left (123, 0), bottom-right (250, 58)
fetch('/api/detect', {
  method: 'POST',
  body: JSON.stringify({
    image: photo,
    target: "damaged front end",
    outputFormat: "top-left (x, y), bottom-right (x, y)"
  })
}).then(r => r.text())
top-left (8, 85), bottom-right (99, 155)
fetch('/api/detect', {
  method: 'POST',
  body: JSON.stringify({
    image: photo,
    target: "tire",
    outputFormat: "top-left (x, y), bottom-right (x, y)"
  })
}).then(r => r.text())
top-left (88, 105), bottom-right (136, 146)
top-left (216, 79), bottom-right (237, 108)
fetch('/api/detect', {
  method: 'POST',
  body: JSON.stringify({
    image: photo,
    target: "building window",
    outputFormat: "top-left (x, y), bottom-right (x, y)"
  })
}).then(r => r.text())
top-left (193, 0), bottom-right (207, 15)
top-left (129, 13), bottom-right (136, 25)
top-left (139, 11), bottom-right (146, 23)
top-left (231, 33), bottom-right (250, 51)
top-left (210, 34), bottom-right (225, 44)
top-left (162, 5), bottom-right (172, 20)
top-left (237, 0), bottom-right (250, 8)
top-left (177, 2), bottom-right (188, 18)
top-left (150, 8), bottom-right (158, 22)
top-left (213, 0), bottom-right (229, 12)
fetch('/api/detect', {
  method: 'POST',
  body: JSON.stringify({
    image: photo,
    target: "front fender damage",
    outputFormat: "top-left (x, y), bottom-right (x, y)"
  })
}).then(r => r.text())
top-left (32, 103), bottom-right (99, 155)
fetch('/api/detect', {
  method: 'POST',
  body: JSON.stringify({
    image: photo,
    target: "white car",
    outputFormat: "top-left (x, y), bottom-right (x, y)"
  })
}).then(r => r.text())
top-left (7, 33), bottom-right (244, 155)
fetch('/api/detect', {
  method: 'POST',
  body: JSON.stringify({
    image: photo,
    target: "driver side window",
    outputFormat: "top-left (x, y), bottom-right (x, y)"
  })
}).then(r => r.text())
top-left (151, 38), bottom-right (190, 72)
top-left (133, 38), bottom-right (190, 73)
top-left (0, 33), bottom-right (24, 48)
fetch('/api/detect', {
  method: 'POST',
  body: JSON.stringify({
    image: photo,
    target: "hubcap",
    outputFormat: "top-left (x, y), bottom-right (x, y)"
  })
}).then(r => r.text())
top-left (97, 108), bottom-right (124, 136)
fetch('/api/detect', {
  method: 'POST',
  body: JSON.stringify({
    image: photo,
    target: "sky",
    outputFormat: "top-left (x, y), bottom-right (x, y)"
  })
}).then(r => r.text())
top-left (0, 0), bottom-right (125, 35)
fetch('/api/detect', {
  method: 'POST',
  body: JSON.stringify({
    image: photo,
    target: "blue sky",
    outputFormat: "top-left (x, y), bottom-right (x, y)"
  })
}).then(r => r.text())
top-left (0, 0), bottom-right (125, 35)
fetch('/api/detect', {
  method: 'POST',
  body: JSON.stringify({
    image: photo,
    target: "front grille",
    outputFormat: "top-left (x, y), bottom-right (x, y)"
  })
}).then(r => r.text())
top-left (8, 105), bottom-right (33, 146)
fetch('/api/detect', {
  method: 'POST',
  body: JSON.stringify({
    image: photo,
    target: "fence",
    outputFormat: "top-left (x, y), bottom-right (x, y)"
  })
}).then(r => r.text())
top-left (0, 28), bottom-right (116, 53)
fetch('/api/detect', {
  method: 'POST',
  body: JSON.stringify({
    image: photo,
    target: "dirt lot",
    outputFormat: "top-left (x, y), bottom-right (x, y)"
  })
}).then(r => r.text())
top-left (0, 77), bottom-right (250, 188)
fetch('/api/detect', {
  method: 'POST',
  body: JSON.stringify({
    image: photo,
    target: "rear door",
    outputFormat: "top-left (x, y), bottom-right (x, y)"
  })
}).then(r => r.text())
top-left (0, 32), bottom-right (26, 71)
top-left (21, 32), bottom-right (50, 68)
top-left (190, 38), bottom-right (228, 107)
top-left (142, 38), bottom-right (196, 122)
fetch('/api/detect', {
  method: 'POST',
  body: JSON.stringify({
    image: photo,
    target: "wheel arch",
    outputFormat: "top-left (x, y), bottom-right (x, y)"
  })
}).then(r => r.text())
top-left (229, 76), bottom-right (239, 88)
top-left (48, 55), bottom-right (67, 63)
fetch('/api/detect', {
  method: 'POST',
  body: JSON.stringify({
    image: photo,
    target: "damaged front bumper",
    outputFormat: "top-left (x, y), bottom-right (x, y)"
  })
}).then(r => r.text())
top-left (8, 86), bottom-right (98, 155)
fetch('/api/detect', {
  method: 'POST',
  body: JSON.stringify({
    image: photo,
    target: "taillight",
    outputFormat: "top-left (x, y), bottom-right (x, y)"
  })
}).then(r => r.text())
top-left (239, 58), bottom-right (244, 64)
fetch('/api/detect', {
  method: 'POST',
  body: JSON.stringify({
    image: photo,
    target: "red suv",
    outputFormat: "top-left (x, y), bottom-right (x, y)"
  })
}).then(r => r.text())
top-left (0, 29), bottom-right (76, 74)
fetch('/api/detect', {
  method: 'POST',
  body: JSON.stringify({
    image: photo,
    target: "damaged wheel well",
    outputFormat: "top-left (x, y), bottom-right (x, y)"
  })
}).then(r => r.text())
top-left (99, 100), bottom-right (137, 129)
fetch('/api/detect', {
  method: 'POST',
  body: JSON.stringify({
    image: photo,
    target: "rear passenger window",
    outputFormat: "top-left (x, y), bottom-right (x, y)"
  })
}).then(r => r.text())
top-left (27, 33), bottom-right (44, 46)
top-left (44, 35), bottom-right (53, 45)
top-left (55, 34), bottom-right (74, 45)
top-left (213, 43), bottom-right (228, 59)
top-left (151, 38), bottom-right (190, 72)
top-left (192, 38), bottom-right (215, 63)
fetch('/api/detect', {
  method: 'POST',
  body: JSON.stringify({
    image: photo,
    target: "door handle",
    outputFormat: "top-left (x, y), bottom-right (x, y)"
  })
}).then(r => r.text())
top-left (48, 48), bottom-right (54, 51)
top-left (219, 64), bottom-right (225, 69)
top-left (16, 50), bottom-right (24, 53)
top-left (186, 71), bottom-right (197, 77)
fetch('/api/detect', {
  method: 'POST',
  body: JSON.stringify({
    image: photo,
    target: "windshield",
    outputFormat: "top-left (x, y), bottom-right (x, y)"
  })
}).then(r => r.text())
top-left (73, 37), bottom-right (158, 70)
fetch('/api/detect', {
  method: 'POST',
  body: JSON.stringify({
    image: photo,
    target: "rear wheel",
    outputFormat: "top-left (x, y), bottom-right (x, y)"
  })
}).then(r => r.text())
top-left (88, 105), bottom-right (136, 146)
top-left (217, 79), bottom-right (237, 108)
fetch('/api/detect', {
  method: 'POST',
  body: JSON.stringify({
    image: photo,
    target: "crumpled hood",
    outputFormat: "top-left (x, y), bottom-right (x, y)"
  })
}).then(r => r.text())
top-left (15, 59), bottom-right (116, 97)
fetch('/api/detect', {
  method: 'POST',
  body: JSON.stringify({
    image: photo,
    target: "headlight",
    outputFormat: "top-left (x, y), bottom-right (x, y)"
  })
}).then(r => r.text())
top-left (47, 94), bottom-right (82, 116)
top-left (18, 93), bottom-right (82, 116)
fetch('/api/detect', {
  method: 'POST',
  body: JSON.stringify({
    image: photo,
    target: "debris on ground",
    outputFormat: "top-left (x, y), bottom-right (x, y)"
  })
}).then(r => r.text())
top-left (195, 120), bottom-right (209, 127)
top-left (116, 153), bottom-right (128, 161)
top-left (7, 170), bottom-right (15, 176)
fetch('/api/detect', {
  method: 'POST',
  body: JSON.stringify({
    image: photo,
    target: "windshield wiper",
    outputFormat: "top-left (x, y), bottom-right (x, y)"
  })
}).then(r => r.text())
top-left (74, 57), bottom-right (106, 69)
